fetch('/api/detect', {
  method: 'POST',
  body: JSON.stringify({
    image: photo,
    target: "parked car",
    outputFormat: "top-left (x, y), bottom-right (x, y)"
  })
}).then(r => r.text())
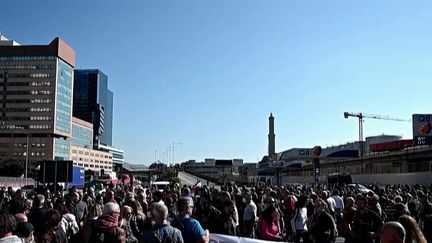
top-left (348, 183), bottom-right (372, 193)
top-left (21, 185), bottom-right (35, 194)
top-left (328, 172), bottom-right (352, 186)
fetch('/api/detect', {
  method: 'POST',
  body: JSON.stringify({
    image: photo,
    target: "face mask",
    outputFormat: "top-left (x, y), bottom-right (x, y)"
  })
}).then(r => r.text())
top-left (242, 198), bottom-right (247, 203)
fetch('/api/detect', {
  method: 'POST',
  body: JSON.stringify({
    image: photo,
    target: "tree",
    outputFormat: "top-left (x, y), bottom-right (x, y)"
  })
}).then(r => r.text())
top-left (163, 167), bottom-right (180, 184)
top-left (0, 159), bottom-right (25, 177)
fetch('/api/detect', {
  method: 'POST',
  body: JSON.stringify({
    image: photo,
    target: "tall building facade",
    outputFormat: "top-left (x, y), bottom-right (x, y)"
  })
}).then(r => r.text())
top-left (0, 36), bottom-right (75, 167)
top-left (73, 69), bottom-right (113, 147)
top-left (97, 143), bottom-right (124, 172)
top-left (71, 117), bottom-right (112, 172)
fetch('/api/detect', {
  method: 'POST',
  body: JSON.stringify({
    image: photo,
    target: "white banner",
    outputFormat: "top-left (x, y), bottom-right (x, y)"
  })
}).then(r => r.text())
top-left (209, 233), bottom-right (277, 243)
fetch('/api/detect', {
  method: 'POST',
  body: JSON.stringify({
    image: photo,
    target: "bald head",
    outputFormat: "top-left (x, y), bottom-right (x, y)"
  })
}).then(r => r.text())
top-left (15, 213), bottom-right (27, 223)
top-left (380, 221), bottom-right (405, 243)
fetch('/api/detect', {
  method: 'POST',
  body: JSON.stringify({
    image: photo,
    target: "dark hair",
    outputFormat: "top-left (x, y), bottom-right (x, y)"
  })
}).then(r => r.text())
top-left (203, 193), bottom-right (214, 206)
top-left (8, 199), bottom-right (26, 215)
top-left (177, 198), bottom-right (192, 212)
top-left (296, 196), bottom-right (308, 208)
top-left (356, 195), bottom-right (367, 203)
top-left (262, 205), bottom-right (277, 226)
top-left (0, 211), bottom-right (17, 237)
top-left (153, 191), bottom-right (162, 201)
top-left (223, 200), bottom-right (235, 215)
top-left (45, 209), bottom-right (61, 230)
top-left (54, 198), bottom-right (68, 214)
top-left (15, 222), bottom-right (34, 238)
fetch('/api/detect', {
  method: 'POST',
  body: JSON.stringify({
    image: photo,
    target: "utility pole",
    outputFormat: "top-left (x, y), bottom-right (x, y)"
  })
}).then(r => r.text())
top-left (172, 142), bottom-right (182, 165)
top-left (25, 133), bottom-right (29, 184)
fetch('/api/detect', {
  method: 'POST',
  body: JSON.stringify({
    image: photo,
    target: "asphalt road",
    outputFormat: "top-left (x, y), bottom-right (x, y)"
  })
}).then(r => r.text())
top-left (178, 171), bottom-right (217, 187)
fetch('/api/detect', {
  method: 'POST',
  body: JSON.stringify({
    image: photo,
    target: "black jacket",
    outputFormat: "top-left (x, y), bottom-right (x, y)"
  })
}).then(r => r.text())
top-left (310, 212), bottom-right (337, 243)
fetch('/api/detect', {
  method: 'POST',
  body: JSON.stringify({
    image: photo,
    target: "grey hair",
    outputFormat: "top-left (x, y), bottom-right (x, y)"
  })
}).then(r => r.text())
top-left (35, 194), bottom-right (45, 208)
top-left (177, 197), bottom-right (193, 212)
top-left (152, 203), bottom-right (168, 220)
top-left (103, 202), bottom-right (120, 215)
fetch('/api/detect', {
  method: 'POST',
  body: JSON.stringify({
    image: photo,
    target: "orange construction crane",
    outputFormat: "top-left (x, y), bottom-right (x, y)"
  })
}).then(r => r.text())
top-left (343, 112), bottom-right (410, 157)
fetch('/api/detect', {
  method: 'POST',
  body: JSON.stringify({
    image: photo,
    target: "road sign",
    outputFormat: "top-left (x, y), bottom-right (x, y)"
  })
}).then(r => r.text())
top-left (413, 114), bottom-right (432, 145)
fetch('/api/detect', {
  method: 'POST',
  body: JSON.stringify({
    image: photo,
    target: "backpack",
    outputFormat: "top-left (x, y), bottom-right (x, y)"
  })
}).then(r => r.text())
top-left (62, 215), bottom-right (79, 239)
top-left (152, 227), bottom-right (178, 243)
top-left (45, 227), bottom-right (64, 243)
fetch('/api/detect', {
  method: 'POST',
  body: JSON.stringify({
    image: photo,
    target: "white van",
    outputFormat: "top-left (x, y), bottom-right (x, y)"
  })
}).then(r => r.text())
top-left (150, 181), bottom-right (170, 191)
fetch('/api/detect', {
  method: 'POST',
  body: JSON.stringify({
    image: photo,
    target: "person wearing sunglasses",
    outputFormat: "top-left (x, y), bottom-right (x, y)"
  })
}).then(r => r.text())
top-left (307, 199), bottom-right (337, 243)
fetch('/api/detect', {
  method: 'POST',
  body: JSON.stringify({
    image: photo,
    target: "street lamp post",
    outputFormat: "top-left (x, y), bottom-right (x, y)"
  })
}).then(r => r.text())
top-left (172, 142), bottom-right (182, 165)
top-left (14, 125), bottom-right (29, 184)
top-left (25, 132), bottom-right (29, 183)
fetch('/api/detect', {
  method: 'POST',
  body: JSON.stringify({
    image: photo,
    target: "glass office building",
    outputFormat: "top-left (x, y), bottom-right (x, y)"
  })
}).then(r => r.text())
top-left (73, 69), bottom-right (113, 147)
top-left (71, 117), bottom-right (93, 148)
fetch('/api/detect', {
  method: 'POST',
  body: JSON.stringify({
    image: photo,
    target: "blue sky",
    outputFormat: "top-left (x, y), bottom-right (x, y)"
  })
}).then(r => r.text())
top-left (1, 0), bottom-right (431, 164)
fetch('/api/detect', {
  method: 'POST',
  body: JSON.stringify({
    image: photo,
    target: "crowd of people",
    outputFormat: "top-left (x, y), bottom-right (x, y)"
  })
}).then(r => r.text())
top-left (0, 181), bottom-right (431, 243)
